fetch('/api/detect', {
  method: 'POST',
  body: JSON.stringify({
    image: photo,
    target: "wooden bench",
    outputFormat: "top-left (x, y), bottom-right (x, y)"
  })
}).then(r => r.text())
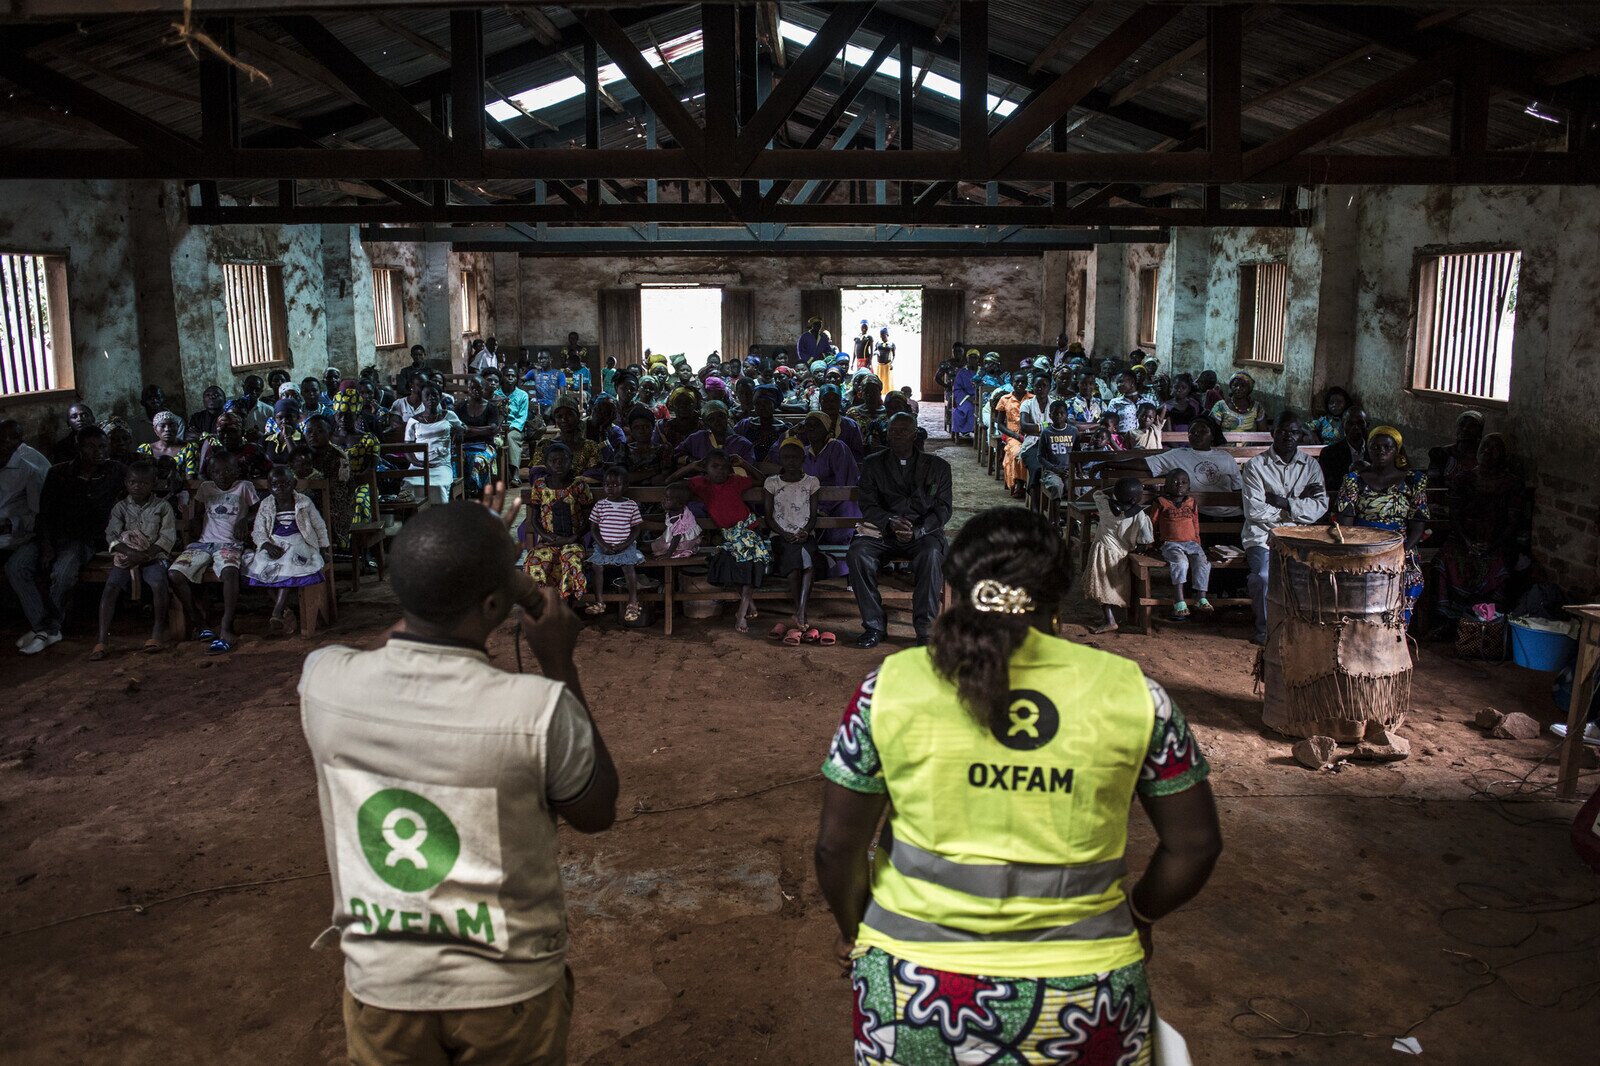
top-left (518, 483), bottom-right (934, 635)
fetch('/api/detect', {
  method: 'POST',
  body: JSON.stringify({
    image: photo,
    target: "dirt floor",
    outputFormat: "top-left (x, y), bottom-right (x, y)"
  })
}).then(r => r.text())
top-left (4, 423), bottom-right (1599, 1065)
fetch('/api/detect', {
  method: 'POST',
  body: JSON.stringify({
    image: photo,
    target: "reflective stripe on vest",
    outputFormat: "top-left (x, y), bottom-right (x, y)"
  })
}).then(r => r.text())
top-left (862, 899), bottom-right (1136, 944)
top-left (880, 826), bottom-right (1127, 901)
top-left (856, 632), bottom-right (1155, 978)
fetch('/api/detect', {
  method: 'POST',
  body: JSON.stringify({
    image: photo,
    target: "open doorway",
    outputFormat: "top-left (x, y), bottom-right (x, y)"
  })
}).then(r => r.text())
top-left (840, 286), bottom-right (923, 398)
top-left (640, 285), bottom-right (723, 365)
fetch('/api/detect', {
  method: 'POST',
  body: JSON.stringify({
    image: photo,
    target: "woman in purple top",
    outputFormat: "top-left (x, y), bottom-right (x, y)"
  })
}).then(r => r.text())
top-left (817, 387), bottom-right (866, 460)
top-left (675, 400), bottom-right (756, 466)
top-left (798, 412), bottom-right (861, 559)
top-left (734, 385), bottom-right (786, 465)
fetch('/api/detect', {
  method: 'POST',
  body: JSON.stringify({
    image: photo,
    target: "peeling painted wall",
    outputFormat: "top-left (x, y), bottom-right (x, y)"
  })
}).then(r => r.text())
top-left (0, 179), bottom-right (142, 442)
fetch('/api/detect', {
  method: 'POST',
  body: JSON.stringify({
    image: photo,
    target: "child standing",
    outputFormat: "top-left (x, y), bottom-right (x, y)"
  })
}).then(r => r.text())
top-left (586, 465), bottom-right (645, 623)
top-left (673, 449), bottom-right (769, 633)
top-left (246, 464), bottom-right (331, 636)
top-left (764, 437), bottom-right (822, 644)
top-left (1083, 476), bottom-right (1153, 634)
top-left (168, 449), bottom-right (259, 654)
top-left (651, 480), bottom-right (702, 559)
top-left (1149, 470), bottom-right (1212, 622)
top-left (92, 460), bottom-right (176, 660)
top-left (525, 440), bottom-right (592, 603)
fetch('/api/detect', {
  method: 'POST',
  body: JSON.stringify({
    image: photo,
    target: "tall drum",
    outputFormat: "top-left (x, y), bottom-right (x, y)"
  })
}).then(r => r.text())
top-left (1262, 525), bottom-right (1412, 742)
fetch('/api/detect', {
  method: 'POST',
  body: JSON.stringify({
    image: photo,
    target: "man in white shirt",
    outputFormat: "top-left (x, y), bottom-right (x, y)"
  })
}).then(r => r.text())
top-left (470, 336), bottom-right (501, 374)
top-left (1241, 410), bottom-right (1328, 645)
top-left (301, 497), bottom-right (618, 1064)
top-left (0, 419), bottom-right (49, 552)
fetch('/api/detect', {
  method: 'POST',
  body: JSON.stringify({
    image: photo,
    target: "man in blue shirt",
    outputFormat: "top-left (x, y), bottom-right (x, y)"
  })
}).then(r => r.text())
top-left (797, 317), bottom-right (824, 365)
top-left (486, 369), bottom-right (535, 485)
top-left (526, 351), bottom-right (563, 416)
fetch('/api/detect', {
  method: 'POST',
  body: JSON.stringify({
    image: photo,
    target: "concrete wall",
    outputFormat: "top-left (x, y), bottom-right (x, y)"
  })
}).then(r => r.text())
top-left (458, 252), bottom-right (1050, 356)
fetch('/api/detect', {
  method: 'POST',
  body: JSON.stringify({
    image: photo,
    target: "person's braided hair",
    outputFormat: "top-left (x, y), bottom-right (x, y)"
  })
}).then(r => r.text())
top-left (931, 507), bottom-right (1070, 733)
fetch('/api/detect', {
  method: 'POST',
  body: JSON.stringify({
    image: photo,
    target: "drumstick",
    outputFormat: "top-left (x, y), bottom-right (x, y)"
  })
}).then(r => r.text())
top-left (1329, 523), bottom-right (1346, 544)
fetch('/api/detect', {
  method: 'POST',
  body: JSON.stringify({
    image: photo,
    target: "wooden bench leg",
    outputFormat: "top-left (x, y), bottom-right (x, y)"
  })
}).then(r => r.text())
top-left (662, 569), bottom-right (674, 637)
top-left (1140, 567), bottom-right (1154, 636)
top-left (299, 581), bottom-right (331, 637)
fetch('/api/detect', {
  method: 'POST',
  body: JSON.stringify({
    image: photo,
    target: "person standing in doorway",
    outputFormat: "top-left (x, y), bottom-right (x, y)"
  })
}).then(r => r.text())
top-left (302, 493), bottom-right (619, 1066)
top-left (873, 327), bottom-right (896, 397)
top-left (853, 319), bottom-right (874, 372)
top-left (798, 316), bottom-right (825, 366)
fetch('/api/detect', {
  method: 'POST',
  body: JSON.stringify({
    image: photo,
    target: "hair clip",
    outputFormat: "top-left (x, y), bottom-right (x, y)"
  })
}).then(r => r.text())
top-left (971, 579), bottom-right (1035, 615)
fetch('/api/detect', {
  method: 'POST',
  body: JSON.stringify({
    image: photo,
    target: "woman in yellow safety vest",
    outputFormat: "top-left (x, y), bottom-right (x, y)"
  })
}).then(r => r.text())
top-left (815, 506), bottom-right (1222, 1065)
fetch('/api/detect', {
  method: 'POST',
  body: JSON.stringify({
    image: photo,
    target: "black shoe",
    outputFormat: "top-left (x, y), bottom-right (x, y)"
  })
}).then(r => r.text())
top-left (853, 627), bottom-right (886, 649)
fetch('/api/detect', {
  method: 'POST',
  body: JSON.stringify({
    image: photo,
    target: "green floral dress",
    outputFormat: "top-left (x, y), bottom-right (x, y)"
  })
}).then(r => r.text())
top-left (1336, 469), bottom-right (1430, 621)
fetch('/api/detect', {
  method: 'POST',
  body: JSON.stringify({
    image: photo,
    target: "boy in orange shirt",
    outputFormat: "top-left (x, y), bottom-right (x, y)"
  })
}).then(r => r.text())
top-left (1149, 470), bottom-right (1213, 621)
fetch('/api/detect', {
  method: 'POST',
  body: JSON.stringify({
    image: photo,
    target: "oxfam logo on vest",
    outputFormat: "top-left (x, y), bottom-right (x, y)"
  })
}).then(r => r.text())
top-left (994, 689), bottom-right (1060, 751)
top-left (357, 788), bottom-right (461, 892)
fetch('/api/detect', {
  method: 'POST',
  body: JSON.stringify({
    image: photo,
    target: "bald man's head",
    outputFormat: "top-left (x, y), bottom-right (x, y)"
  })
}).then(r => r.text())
top-left (390, 502), bottom-right (518, 625)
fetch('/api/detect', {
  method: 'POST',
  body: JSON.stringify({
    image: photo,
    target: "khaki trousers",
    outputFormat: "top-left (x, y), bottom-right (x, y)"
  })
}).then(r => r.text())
top-left (343, 969), bottom-right (573, 1066)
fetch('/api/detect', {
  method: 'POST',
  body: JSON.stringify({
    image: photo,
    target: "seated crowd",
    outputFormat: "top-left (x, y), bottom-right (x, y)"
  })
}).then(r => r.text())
top-left (0, 332), bottom-right (954, 657)
top-left (943, 342), bottom-right (1530, 642)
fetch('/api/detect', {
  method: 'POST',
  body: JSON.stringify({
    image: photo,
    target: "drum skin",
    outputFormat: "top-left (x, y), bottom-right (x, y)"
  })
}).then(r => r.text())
top-left (1262, 526), bottom-right (1412, 741)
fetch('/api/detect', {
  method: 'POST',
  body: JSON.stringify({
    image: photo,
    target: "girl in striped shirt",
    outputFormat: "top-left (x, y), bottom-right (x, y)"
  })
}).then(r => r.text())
top-left (586, 465), bottom-right (645, 623)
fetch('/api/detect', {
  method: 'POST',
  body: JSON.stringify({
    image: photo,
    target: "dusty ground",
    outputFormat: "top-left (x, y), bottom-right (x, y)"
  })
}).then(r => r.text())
top-left (3, 427), bottom-right (1598, 1065)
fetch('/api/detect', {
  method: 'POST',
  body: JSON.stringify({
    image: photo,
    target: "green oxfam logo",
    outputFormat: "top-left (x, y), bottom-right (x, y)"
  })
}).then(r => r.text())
top-left (357, 789), bottom-right (461, 892)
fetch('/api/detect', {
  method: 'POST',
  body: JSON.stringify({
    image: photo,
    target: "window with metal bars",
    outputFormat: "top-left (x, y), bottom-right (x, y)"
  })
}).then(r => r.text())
top-left (0, 253), bottom-right (74, 399)
top-left (1136, 267), bottom-right (1158, 347)
top-left (221, 262), bottom-right (289, 368)
top-left (1236, 261), bottom-right (1288, 366)
top-left (459, 269), bottom-right (480, 335)
top-left (1411, 250), bottom-right (1520, 403)
top-left (373, 267), bottom-right (406, 348)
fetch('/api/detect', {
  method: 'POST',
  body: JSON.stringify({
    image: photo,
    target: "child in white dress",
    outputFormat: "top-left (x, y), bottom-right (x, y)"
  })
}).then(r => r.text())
top-left (763, 437), bottom-right (822, 643)
top-left (246, 465), bottom-right (331, 635)
top-left (1083, 476), bottom-right (1153, 634)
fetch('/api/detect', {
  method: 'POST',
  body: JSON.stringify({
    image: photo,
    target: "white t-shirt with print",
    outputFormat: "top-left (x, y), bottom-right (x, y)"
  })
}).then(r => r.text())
top-left (764, 473), bottom-right (820, 536)
top-left (196, 480), bottom-right (260, 545)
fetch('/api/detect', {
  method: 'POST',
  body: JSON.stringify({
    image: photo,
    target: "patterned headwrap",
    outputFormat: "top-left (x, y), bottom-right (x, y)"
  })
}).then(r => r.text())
top-left (1229, 371), bottom-right (1255, 389)
top-left (668, 386), bottom-right (698, 410)
top-left (647, 353), bottom-right (668, 368)
top-left (278, 381), bottom-right (300, 398)
top-left (965, 348), bottom-right (980, 358)
top-left (1367, 425), bottom-right (1409, 468)
top-left (151, 409), bottom-right (184, 433)
top-left (702, 400), bottom-right (729, 418)
top-left (774, 365), bottom-right (795, 377)
top-left (332, 387), bottom-right (361, 415)
top-left (704, 376), bottom-right (728, 394)
top-left (809, 360), bottom-right (827, 374)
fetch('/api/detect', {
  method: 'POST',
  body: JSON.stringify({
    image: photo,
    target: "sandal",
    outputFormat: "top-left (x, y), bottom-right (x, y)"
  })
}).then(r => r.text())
top-left (782, 628), bottom-right (804, 646)
top-left (88, 643), bottom-right (108, 661)
top-left (802, 627), bottom-right (821, 644)
top-left (195, 628), bottom-right (216, 642)
top-left (583, 602), bottom-right (608, 617)
top-left (142, 639), bottom-right (162, 654)
top-left (768, 622), bottom-right (789, 642)
top-left (817, 631), bottom-right (837, 646)
top-left (622, 603), bottom-right (642, 624)
top-left (207, 638), bottom-right (235, 655)
top-left (267, 616), bottom-right (286, 636)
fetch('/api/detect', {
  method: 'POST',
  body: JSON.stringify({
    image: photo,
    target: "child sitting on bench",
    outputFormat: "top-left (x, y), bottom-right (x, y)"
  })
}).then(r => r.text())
top-left (1083, 476), bottom-right (1152, 635)
top-left (1150, 470), bottom-right (1213, 621)
top-left (673, 449), bottom-right (769, 634)
top-left (169, 449), bottom-right (258, 654)
top-left (585, 465), bottom-right (645, 624)
top-left (91, 459), bottom-right (176, 660)
top-left (246, 464), bottom-right (331, 636)
top-left (650, 480), bottom-right (702, 560)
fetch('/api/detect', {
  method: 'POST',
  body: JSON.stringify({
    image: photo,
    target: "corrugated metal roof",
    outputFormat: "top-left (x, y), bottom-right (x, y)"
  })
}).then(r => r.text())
top-left (2, 2), bottom-right (1596, 210)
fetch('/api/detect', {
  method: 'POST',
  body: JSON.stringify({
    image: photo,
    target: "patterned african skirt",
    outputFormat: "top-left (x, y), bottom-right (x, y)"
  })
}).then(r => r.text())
top-left (525, 542), bottom-right (588, 600)
top-left (851, 948), bottom-right (1152, 1065)
top-left (706, 514), bottom-right (771, 588)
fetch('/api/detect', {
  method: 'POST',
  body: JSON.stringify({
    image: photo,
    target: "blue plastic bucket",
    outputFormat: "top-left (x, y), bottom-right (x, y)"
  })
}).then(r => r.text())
top-left (1510, 620), bottom-right (1577, 672)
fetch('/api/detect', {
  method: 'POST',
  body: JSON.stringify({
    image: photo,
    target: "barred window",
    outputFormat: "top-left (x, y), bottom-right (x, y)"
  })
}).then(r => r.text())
top-left (1237, 261), bottom-right (1288, 366)
top-left (222, 262), bottom-right (289, 367)
top-left (1412, 250), bottom-right (1520, 403)
top-left (459, 269), bottom-right (480, 335)
top-left (0, 253), bottom-right (74, 398)
top-left (373, 267), bottom-right (405, 347)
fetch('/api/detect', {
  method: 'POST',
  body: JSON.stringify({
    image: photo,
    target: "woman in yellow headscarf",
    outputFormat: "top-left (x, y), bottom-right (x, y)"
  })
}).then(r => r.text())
top-left (1335, 425), bottom-right (1430, 621)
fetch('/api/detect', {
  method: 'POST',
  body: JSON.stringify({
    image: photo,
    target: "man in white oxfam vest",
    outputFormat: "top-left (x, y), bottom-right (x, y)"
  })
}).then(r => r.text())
top-left (301, 493), bottom-right (618, 1064)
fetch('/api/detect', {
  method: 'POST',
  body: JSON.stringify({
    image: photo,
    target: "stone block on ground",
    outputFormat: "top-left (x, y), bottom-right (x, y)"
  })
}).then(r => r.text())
top-left (1489, 712), bottom-right (1541, 740)
top-left (1351, 732), bottom-right (1411, 761)
top-left (1293, 736), bottom-right (1338, 770)
top-left (1475, 708), bottom-right (1505, 730)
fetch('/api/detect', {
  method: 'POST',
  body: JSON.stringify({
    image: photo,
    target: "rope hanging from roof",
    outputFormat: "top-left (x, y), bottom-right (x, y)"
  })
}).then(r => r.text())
top-left (166, 0), bottom-right (272, 85)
